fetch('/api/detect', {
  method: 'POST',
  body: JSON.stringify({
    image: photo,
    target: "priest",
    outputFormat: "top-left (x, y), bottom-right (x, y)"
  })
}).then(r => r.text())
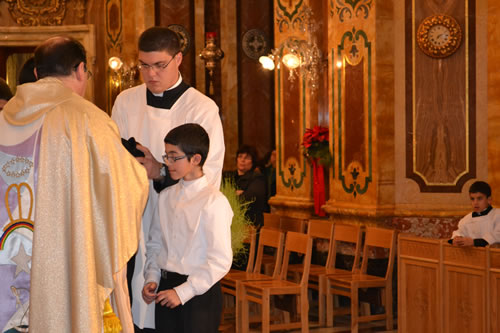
top-left (0, 36), bottom-right (149, 332)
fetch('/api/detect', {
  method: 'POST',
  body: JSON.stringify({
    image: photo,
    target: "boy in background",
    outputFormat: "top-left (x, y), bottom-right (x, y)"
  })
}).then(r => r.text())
top-left (142, 123), bottom-right (232, 332)
top-left (450, 181), bottom-right (500, 247)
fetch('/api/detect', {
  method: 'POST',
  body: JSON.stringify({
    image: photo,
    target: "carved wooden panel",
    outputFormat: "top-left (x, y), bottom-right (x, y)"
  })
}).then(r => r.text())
top-left (490, 271), bottom-right (500, 332)
top-left (443, 245), bottom-right (487, 268)
top-left (443, 267), bottom-right (485, 332)
top-left (399, 236), bottom-right (441, 332)
top-left (399, 259), bottom-right (440, 332)
top-left (405, 0), bottom-right (476, 192)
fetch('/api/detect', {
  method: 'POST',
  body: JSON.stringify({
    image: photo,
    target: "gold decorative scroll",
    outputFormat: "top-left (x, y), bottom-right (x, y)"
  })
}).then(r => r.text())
top-left (6, 0), bottom-right (67, 26)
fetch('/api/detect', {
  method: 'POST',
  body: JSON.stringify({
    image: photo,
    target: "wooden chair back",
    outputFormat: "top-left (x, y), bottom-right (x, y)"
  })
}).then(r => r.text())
top-left (263, 212), bottom-right (281, 230)
top-left (243, 226), bottom-right (257, 273)
top-left (279, 216), bottom-right (307, 233)
top-left (360, 227), bottom-right (397, 279)
top-left (279, 231), bottom-right (313, 287)
top-left (331, 224), bottom-right (362, 270)
top-left (307, 219), bottom-right (335, 267)
top-left (253, 227), bottom-right (285, 278)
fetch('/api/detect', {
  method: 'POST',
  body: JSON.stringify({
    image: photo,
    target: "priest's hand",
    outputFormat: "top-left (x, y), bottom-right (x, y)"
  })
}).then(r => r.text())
top-left (156, 289), bottom-right (182, 308)
top-left (142, 282), bottom-right (158, 304)
top-left (136, 144), bottom-right (163, 180)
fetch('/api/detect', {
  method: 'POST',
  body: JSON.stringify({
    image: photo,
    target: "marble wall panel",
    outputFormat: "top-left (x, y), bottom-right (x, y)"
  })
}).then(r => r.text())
top-left (405, 0), bottom-right (475, 192)
top-left (156, 0), bottom-right (196, 86)
top-left (238, 0), bottom-right (275, 160)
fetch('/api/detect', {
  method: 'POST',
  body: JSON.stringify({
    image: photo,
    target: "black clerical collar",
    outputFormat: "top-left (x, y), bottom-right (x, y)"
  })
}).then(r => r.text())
top-left (472, 205), bottom-right (493, 218)
top-left (146, 81), bottom-right (190, 109)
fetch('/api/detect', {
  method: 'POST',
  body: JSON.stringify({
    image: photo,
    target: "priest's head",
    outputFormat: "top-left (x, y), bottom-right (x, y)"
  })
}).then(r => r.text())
top-left (34, 36), bottom-right (90, 97)
top-left (138, 27), bottom-right (183, 94)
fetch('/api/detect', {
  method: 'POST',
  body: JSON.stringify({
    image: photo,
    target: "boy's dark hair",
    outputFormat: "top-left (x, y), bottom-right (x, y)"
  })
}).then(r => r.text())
top-left (164, 123), bottom-right (209, 167)
top-left (18, 57), bottom-right (37, 85)
top-left (139, 27), bottom-right (181, 56)
top-left (236, 145), bottom-right (258, 169)
top-left (34, 37), bottom-right (87, 79)
top-left (0, 78), bottom-right (13, 101)
top-left (469, 181), bottom-right (492, 198)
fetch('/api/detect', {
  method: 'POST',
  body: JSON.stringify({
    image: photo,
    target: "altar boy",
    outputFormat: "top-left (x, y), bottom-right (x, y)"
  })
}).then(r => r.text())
top-left (142, 123), bottom-right (233, 332)
top-left (450, 181), bottom-right (500, 247)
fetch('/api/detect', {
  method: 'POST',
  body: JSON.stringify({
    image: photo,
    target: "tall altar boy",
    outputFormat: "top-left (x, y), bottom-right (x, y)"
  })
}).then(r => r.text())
top-left (111, 27), bottom-right (225, 331)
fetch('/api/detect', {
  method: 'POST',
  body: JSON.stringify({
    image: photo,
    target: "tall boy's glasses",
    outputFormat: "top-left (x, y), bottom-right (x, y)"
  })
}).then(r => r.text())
top-left (138, 54), bottom-right (177, 73)
top-left (162, 154), bottom-right (188, 163)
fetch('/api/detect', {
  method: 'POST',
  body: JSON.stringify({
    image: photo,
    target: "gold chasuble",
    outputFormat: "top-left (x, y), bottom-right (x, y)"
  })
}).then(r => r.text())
top-left (2, 78), bottom-right (149, 332)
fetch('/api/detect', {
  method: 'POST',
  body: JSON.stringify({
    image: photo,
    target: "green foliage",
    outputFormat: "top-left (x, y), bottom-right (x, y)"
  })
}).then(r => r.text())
top-left (305, 142), bottom-right (332, 166)
top-left (220, 178), bottom-right (252, 261)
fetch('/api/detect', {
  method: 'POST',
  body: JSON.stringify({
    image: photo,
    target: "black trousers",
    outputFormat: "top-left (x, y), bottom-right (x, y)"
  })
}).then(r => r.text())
top-left (155, 271), bottom-right (222, 333)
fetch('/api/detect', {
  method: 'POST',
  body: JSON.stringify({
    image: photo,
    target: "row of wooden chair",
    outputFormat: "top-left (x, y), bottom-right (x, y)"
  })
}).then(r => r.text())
top-left (220, 214), bottom-right (397, 333)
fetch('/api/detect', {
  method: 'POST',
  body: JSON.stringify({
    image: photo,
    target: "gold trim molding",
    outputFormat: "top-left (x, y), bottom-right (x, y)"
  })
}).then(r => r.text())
top-left (6, 0), bottom-right (66, 26)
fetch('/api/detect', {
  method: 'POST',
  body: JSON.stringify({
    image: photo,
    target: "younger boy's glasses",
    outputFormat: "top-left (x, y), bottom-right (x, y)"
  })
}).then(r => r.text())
top-left (162, 154), bottom-right (187, 163)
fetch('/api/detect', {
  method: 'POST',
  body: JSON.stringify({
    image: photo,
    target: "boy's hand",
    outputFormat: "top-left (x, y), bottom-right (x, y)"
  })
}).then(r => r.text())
top-left (142, 282), bottom-right (158, 304)
top-left (453, 236), bottom-right (474, 247)
top-left (156, 289), bottom-right (182, 308)
top-left (135, 144), bottom-right (163, 180)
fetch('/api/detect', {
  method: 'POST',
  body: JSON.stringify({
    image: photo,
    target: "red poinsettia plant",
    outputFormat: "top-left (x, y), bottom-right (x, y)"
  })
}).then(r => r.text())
top-left (301, 125), bottom-right (332, 166)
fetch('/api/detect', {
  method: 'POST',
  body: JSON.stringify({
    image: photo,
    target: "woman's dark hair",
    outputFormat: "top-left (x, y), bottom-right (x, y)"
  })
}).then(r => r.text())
top-left (236, 145), bottom-right (258, 169)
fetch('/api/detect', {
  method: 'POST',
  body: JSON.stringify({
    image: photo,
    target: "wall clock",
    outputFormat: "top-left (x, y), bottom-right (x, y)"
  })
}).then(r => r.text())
top-left (417, 14), bottom-right (462, 58)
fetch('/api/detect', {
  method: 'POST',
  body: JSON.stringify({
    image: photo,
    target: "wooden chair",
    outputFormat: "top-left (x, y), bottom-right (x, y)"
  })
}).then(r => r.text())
top-left (263, 212), bottom-right (281, 230)
top-left (240, 231), bottom-right (313, 333)
top-left (322, 223), bottom-right (363, 326)
top-left (325, 227), bottom-right (396, 333)
top-left (287, 219), bottom-right (335, 326)
top-left (221, 227), bottom-right (285, 332)
top-left (262, 214), bottom-right (306, 275)
top-left (279, 216), bottom-right (307, 233)
top-left (220, 226), bottom-right (257, 330)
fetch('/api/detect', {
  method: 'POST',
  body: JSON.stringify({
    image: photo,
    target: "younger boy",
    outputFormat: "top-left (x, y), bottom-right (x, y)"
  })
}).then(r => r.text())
top-left (142, 123), bottom-right (233, 332)
top-left (450, 181), bottom-right (500, 247)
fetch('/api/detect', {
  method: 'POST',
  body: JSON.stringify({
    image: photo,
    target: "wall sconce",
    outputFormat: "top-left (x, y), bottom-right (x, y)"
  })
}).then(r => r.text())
top-left (199, 32), bottom-right (224, 95)
top-left (259, 6), bottom-right (322, 92)
top-left (108, 56), bottom-right (137, 90)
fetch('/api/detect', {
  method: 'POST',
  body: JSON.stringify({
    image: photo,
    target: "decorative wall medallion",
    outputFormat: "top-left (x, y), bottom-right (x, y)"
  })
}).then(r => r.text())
top-left (417, 14), bottom-right (462, 58)
top-left (106, 0), bottom-right (122, 51)
top-left (242, 29), bottom-right (269, 60)
top-left (6, 0), bottom-right (66, 26)
top-left (168, 24), bottom-right (191, 56)
top-left (68, 0), bottom-right (85, 19)
top-left (337, 28), bottom-right (372, 197)
top-left (332, 0), bottom-right (372, 21)
top-left (276, 0), bottom-right (305, 32)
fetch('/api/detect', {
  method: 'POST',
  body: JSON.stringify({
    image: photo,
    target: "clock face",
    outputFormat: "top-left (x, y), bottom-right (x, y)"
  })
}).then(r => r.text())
top-left (416, 15), bottom-right (462, 58)
top-left (428, 25), bottom-right (451, 47)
